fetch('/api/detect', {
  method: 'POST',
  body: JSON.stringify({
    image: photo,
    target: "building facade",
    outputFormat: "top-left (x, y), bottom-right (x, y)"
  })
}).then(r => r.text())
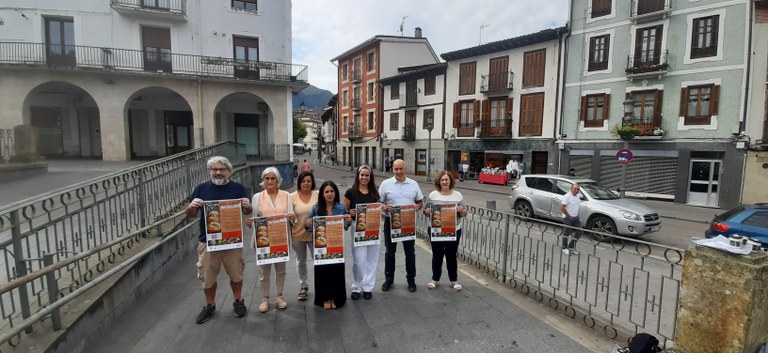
top-left (561, 0), bottom-right (751, 208)
top-left (379, 63), bottom-right (447, 178)
top-left (330, 28), bottom-right (440, 170)
top-left (0, 0), bottom-right (306, 161)
top-left (442, 28), bottom-right (567, 179)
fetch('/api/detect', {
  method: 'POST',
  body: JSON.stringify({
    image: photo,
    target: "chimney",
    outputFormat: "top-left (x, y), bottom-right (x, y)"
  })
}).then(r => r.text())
top-left (415, 27), bottom-right (422, 38)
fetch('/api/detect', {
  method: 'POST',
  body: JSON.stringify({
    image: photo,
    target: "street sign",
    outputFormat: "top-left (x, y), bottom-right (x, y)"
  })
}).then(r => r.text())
top-left (616, 149), bottom-right (633, 164)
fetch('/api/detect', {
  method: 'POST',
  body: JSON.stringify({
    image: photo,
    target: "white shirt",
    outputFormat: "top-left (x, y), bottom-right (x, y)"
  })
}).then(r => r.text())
top-left (378, 176), bottom-right (424, 210)
top-left (561, 192), bottom-right (581, 219)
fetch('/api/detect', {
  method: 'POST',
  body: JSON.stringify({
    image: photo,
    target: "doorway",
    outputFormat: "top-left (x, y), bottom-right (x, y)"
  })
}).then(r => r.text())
top-left (30, 107), bottom-right (63, 156)
top-left (415, 149), bottom-right (427, 176)
top-left (531, 151), bottom-right (548, 174)
top-left (165, 111), bottom-right (193, 155)
top-left (687, 159), bottom-right (721, 207)
top-left (235, 113), bottom-right (259, 156)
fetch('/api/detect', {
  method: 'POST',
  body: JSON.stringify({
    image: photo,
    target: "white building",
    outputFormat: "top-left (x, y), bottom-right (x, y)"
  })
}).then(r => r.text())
top-left (0, 0), bottom-right (307, 161)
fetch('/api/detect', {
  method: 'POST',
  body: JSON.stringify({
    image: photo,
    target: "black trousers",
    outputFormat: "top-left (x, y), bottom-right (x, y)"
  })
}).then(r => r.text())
top-left (430, 229), bottom-right (462, 282)
top-left (383, 218), bottom-right (415, 282)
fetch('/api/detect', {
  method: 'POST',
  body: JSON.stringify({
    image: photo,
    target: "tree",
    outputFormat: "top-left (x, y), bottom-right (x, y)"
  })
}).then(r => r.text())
top-left (293, 115), bottom-right (307, 143)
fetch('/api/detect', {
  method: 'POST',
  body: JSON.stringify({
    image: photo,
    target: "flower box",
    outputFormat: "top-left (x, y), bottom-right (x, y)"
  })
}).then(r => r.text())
top-left (634, 135), bottom-right (663, 140)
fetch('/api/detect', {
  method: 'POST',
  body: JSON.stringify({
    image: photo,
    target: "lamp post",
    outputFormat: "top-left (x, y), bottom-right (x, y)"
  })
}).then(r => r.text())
top-left (619, 98), bottom-right (634, 198)
top-left (426, 114), bottom-right (434, 181)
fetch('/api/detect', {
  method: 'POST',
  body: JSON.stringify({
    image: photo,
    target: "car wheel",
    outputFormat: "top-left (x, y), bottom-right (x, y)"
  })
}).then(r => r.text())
top-left (514, 200), bottom-right (534, 218)
top-left (587, 216), bottom-right (617, 241)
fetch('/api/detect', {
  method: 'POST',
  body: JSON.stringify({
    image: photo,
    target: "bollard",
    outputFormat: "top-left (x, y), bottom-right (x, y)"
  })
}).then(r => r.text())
top-left (486, 200), bottom-right (496, 210)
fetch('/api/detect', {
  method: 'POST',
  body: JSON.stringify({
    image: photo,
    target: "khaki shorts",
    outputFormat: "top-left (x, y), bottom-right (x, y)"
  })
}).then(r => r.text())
top-left (196, 243), bottom-right (244, 289)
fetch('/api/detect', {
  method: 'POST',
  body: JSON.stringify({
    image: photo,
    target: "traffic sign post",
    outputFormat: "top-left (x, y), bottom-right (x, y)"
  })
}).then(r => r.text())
top-left (617, 146), bottom-right (632, 198)
top-left (616, 149), bottom-right (633, 164)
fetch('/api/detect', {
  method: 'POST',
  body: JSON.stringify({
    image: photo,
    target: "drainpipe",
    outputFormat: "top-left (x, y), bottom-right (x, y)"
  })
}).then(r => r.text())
top-left (198, 79), bottom-right (205, 147)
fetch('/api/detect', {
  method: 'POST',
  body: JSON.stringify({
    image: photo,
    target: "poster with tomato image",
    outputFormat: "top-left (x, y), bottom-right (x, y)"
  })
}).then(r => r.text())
top-left (313, 215), bottom-right (345, 265)
top-left (204, 199), bottom-right (244, 252)
top-left (353, 203), bottom-right (383, 247)
top-left (390, 204), bottom-right (417, 242)
top-left (252, 214), bottom-right (290, 265)
top-left (429, 203), bottom-right (457, 242)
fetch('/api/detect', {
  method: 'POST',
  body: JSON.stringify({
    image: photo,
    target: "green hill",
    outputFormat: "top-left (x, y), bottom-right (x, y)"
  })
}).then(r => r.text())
top-left (293, 85), bottom-right (334, 111)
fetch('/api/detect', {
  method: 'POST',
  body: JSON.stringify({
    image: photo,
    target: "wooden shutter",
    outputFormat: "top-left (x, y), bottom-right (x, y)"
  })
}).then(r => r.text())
top-left (481, 99), bottom-right (490, 122)
top-left (506, 97), bottom-right (514, 119)
top-left (580, 96), bottom-right (588, 121)
top-left (532, 93), bottom-right (544, 136)
top-left (473, 100), bottom-right (481, 127)
top-left (654, 90), bottom-right (663, 121)
top-left (679, 88), bottom-right (688, 117)
top-left (453, 102), bottom-right (461, 127)
top-left (603, 94), bottom-right (611, 120)
top-left (710, 85), bottom-right (719, 115)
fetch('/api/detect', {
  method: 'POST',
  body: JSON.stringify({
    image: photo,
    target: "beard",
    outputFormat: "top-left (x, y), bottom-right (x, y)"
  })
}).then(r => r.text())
top-left (211, 176), bottom-right (229, 186)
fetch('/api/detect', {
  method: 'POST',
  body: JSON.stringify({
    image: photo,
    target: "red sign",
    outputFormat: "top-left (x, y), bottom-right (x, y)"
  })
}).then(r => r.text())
top-left (616, 149), bottom-right (633, 164)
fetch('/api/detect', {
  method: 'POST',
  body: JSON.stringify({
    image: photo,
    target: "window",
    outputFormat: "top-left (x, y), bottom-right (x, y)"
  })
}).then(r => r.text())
top-left (691, 16), bottom-right (719, 59)
top-left (367, 82), bottom-right (375, 102)
top-left (143, 0), bottom-right (171, 9)
top-left (459, 62), bottom-right (476, 95)
top-left (342, 115), bottom-right (348, 135)
top-left (591, 0), bottom-right (611, 18)
top-left (680, 85), bottom-right (719, 125)
top-left (423, 109), bottom-right (435, 129)
top-left (424, 76), bottom-right (436, 95)
top-left (142, 26), bottom-right (172, 73)
top-left (488, 56), bottom-right (509, 90)
top-left (628, 90), bottom-right (662, 127)
top-left (481, 98), bottom-right (513, 136)
top-left (522, 49), bottom-right (545, 88)
top-left (342, 63), bottom-right (349, 82)
top-left (391, 83), bottom-right (400, 100)
top-left (520, 93), bottom-right (544, 136)
top-left (367, 51), bottom-right (376, 72)
top-left (588, 35), bottom-right (610, 71)
top-left (342, 89), bottom-right (348, 108)
top-left (634, 25), bottom-right (663, 66)
top-left (580, 94), bottom-right (610, 128)
top-left (232, 0), bottom-right (257, 11)
top-left (353, 86), bottom-right (361, 108)
top-left (353, 58), bottom-right (362, 81)
top-left (453, 100), bottom-right (479, 137)
top-left (368, 111), bottom-right (375, 130)
top-left (45, 17), bottom-right (75, 66)
top-left (390, 112), bottom-right (399, 130)
top-left (233, 36), bottom-right (259, 79)
top-left (743, 211), bottom-right (768, 227)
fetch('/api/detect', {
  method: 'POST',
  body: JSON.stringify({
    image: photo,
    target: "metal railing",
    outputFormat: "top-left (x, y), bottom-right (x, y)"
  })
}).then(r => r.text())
top-left (111, 0), bottom-right (187, 15)
top-left (631, 0), bottom-right (671, 18)
top-left (480, 71), bottom-right (514, 92)
top-left (0, 141), bottom-right (247, 348)
top-left (0, 42), bottom-right (308, 84)
top-left (400, 91), bottom-right (418, 107)
top-left (415, 207), bottom-right (683, 348)
top-left (478, 118), bottom-right (513, 138)
top-left (244, 144), bottom-right (291, 163)
top-left (401, 126), bottom-right (416, 141)
top-left (626, 50), bottom-right (669, 76)
top-left (0, 129), bottom-right (13, 164)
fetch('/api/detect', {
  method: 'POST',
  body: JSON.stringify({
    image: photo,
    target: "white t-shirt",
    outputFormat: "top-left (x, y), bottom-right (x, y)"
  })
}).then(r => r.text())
top-left (426, 190), bottom-right (464, 230)
top-left (561, 192), bottom-right (581, 219)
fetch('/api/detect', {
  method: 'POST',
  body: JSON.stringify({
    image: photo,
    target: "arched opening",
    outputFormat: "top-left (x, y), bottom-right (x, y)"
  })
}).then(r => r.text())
top-left (126, 87), bottom-right (193, 159)
top-left (214, 92), bottom-right (272, 158)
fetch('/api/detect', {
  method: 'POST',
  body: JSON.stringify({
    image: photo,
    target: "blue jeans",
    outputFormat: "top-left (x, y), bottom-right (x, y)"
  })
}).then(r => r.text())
top-left (562, 216), bottom-right (582, 249)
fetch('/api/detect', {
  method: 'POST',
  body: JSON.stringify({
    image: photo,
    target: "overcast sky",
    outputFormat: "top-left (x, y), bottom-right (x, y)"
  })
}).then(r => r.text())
top-left (291, 0), bottom-right (570, 92)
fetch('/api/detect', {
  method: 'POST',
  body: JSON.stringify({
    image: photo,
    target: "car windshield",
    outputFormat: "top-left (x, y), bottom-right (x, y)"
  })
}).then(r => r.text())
top-left (580, 182), bottom-right (619, 200)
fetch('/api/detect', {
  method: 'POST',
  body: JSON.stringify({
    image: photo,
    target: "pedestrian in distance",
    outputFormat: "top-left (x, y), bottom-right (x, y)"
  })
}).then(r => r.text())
top-left (301, 159), bottom-right (311, 173)
top-left (249, 167), bottom-right (296, 313)
top-left (186, 156), bottom-right (252, 324)
top-left (306, 181), bottom-right (352, 309)
top-left (560, 183), bottom-right (583, 255)
top-left (378, 159), bottom-right (424, 292)
top-left (568, 168), bottom-right (577, 177)
top-left (517, 161), bottom-right (525, 180)
top-left (342, 165), bottom-right (380, 300)
top-left (289, 171), bottom-right (318, 301)
top-left (423, 171), bottom-right (468, 292)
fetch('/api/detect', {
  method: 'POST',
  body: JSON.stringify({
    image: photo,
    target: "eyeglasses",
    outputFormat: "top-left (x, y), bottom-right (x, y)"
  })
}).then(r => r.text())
top-left (210, 168), bottom-right (229, 172)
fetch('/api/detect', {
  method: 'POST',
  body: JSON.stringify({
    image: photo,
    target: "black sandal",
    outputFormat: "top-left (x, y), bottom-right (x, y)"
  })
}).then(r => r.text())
top-left (298, 287), bottom-right (309, 301)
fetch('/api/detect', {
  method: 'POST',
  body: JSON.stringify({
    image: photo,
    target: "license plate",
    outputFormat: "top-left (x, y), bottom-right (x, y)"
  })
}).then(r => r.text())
top-left (649, 226), bottom-right (660, 232)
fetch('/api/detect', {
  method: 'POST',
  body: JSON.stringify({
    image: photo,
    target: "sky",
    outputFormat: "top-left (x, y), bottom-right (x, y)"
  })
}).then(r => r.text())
top-left (291, 0), bottom-right (570, 93)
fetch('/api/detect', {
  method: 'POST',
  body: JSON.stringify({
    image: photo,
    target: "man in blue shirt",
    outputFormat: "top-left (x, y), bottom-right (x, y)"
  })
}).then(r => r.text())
top-left (378, 159), bottom-right (423, 292)
top-left (186, 156), bottom-right (252, 324)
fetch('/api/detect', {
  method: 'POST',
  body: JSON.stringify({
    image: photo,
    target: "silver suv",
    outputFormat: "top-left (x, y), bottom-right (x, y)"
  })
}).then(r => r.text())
top-left (508, 175), bottom-right (661, 239)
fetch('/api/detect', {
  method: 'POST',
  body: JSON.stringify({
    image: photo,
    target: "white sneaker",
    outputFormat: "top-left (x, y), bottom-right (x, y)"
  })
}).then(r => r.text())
top-left (569, 249), bottom-right (580, 255)
top-left (562, 248), bottom-right (571, 255)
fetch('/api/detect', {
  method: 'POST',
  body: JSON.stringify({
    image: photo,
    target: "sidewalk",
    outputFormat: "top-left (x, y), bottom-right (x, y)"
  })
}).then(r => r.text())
top-left (316, 158), bottom-right (721, 225)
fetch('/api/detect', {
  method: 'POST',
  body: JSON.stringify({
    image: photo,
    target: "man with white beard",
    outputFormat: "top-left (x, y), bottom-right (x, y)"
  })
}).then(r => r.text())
top-left (186, 156), bottom-right (252, 324)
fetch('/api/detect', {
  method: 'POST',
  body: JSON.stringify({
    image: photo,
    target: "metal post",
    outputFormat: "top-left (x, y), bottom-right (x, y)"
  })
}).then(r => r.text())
top-left (43, 254), bottom-right (62, 330)
top-left (427, 129), bottom-right (432, 181)
top-left (138, 173), bottom-right (148, 228)
top-left (619, 140), bottom-right (628, 198)
top-left (10, 210), bottom-right (33, 333)
top-left (501, 213), bottom-right (510, 282)
top-left (350, 138), bottom-right (354, 171)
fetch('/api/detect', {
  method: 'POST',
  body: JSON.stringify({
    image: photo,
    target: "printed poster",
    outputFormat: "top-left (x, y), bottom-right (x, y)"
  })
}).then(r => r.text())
top-left (429, 203), bottom-right (458, 242)
top-left (313, 215), bottom-right (345, 265)
top-left (252, 214), bottom-right (290, 265)
top-left (353, 203), bottom-right (383, 247)
top-left (204, 199), bottom-right (244, 252)
top-left (390, 204), bottom-right (418, 242)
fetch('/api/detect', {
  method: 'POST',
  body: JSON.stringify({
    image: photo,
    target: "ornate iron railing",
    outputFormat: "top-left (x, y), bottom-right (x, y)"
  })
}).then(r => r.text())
top-left (415, 207), bottom-right (683, 348)
top-left (0, 42), bottom-right (308, 83)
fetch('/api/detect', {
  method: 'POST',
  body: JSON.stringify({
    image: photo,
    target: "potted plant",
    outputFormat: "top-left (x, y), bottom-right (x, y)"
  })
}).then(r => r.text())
top-left (611, 125), bottom-right (640, 140)
top-left (637, 127), bottom-right (665, 138)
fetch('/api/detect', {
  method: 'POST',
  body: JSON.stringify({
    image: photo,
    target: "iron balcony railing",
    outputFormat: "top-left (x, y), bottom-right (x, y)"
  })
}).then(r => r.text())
top-left (351, 98), bottom-right (362, 111)
top-left (478, 118), bottom-right (513, 138)
top-left (626, 50), bottom-right (669, 78)
top-left (624, 115), bottom-right (663, 130)
top-left (0, 42), bottom-right (308, 84)
top-left (401, 125), bottom-right (416, 141)
top-left (480, 71), bottom-right (514, 93)
top-left (352, 68), bottom-right (362, 83)
top-left (110, 0), bottom-right (187, 18)
top-left (400, 91), bottom-right (418, 108)
top-left (630, 0), bottom-right (671, 22)
top-left (456, 123), bottom-right (475, 138)
top-left (0, 129), bottom-right (13, 164)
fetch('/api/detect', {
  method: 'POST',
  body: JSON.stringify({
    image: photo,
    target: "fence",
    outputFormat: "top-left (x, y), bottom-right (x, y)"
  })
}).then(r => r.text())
top-left (0, 141), bottom-right (247, 348)
top-left (416, 206), bottom-right (684, 348)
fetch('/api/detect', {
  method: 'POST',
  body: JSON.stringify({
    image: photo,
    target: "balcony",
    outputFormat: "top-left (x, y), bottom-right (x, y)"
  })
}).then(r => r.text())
top-left (478, 118), bottom-right (513, 138)
top-left (630, 0), bottom-right (671, 24)
top-left (352, 68), bottom-right (362, 83)
top-left (401, 126), bottom-right (416, 141)
top-left (623, 115), bottom-right (662, 130)
top-left (111, 0), bottom-right (187, 21)
top-left (625, 50), bottom-right (668, 81)
top-left (351, 98), bottom-right (362, 111)
top-left (480, 71), bottom-right (514, 94)
top-left (456, 123), bottom-right (475, 138)
top-left (399, 91), bottom-right (418, 108)
top-left (0, 42), bottom-right (308, 84)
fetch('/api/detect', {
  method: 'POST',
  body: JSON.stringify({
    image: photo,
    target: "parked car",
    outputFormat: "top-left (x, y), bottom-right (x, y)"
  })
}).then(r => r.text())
top-left (508, 175), bottom-right (661, 240)
top-left (704, 204), bottom-right (768, 242)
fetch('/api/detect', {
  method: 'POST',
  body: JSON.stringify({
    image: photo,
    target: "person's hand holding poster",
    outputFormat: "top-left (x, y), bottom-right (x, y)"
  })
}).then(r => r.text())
top-left (390, 204), bottom-right (417, 242)
top-left (353, 203), bottom-right (382, 247)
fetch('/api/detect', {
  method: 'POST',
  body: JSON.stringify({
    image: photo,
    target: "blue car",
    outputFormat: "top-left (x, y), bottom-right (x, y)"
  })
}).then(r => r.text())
top-left (704, 204), bottom-right (768, 242)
